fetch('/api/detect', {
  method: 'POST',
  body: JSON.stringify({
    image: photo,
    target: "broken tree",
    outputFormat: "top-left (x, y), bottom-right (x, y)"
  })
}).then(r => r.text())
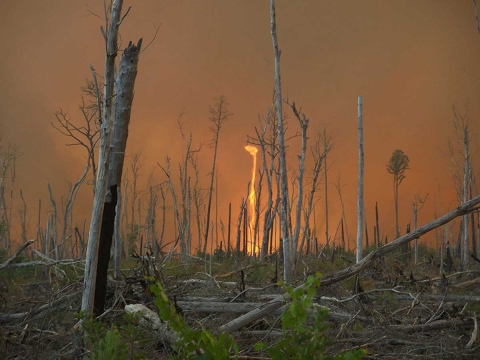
top-left (82, 0), bottom-right (143, 316)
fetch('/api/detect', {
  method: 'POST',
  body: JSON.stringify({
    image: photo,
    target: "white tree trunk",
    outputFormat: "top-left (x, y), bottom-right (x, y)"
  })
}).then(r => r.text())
top-left (270, 0), bottom-right (291, 283)
top-left (81, 0), bottom-right (124, 316)
top-left (324, 127), bottom-right (329, 246)
top-left (290, 104), bottom-right (308, 264)
top-left (46, 180), bottom-right (58, 261)
top-left (441, 223), bottom-right (447, 275)
top-left (413, 204), bottom-right (418, 264)
top-left (462, 125), bottom-right (470, 268)
top-left (356, 96), bottom-right (364, 263)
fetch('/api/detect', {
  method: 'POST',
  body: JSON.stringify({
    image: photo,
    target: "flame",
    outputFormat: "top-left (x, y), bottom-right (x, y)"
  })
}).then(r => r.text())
top-left (244, 145), bottom-right (258, 255)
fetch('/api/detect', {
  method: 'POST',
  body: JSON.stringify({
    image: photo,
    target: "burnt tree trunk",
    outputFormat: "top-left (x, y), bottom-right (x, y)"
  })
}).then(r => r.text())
top-left (81, 0), bottom-right (124, 316)
top-left (94, 39), bottom-right (142, 315)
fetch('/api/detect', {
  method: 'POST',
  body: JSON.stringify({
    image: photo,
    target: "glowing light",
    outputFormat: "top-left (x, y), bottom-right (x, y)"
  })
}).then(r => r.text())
top-left (244, 145), bottom-right (258, 255)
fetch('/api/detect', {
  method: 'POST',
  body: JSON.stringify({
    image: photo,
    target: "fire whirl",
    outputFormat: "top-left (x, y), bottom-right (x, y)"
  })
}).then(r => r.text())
top-left (244, 145), bottom-right (258, 255)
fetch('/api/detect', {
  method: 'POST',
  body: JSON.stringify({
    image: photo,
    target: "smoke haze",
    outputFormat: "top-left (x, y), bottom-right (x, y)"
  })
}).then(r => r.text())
top-left (0, 1), bottom-right (479, 249)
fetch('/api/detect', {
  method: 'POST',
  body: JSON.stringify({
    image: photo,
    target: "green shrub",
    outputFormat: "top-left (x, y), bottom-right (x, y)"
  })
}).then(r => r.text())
top-left (79, 311), bottom-right (150, 360)
top-left (87, 325), bottom-right (127, 360)
top-left (255, 273), bottom-right (366, 360)
top-left (82, 274), bottom-right (366, 360)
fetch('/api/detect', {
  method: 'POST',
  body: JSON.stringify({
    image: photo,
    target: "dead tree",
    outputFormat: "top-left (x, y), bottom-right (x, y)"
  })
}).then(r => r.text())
top-left (52, 84), bottom-right (100, 193)
top-left (356, 96), bottom-right (364, 263)
top-left (191, 155), bottom-right (205, 254)
top-left (82, 0), bottom-right (141, 316)
top-left (18, 190), bottom-right (27, 244)
top-left (470, 179), bottom-right (477, 256)
top-left (375, 202), bottom-right (380, 247)
top-left (298, 130), bottom-right (331, 259)
top-left (0, 142), bottom-right (20, 249)
top-left (235, 198), bottom-right (247, 263)
top-left (324, 127), bottom-right (330, 249)
top-left (159, 156), bottom-right (183, 256)
top-left (288, 102), bottom-right (308, 266)
top-left (82, 0), bottom-right (124, 316)
top-left (447, 105), bottom-right (473, 269)
top-left (129, 151), bottom-right (143, 245)
top-left (46, 179), bottom-right (59, 260)
top-left (412, 193), bottom-right (429, 264)
top-left (149, 184), bottom-right (159, 254)
top-left (177, 119), bottom-right (201, 257)
top-left (59, 163), bottom-right (91, 259)
top-left (270, 0), bottom-right (292, 283)
top-left (248, 104), bottom-right (279, 263)
top-left (203, 96), bottom-right (231, 257)
top-left (252, 170), bottom-right (264, 257)
top-left (336, 175), bottom-right (351, 252)
top-left (94, 38), bottom-right (142, 315)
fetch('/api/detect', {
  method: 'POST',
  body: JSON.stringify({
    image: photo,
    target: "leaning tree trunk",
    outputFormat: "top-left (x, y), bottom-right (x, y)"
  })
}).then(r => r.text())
top-left (356, 96), bottom-right (364, 263)
top-left (270, 0), bottom-right (291, 283)
top-left (93, 39), bottom-right (142, 315)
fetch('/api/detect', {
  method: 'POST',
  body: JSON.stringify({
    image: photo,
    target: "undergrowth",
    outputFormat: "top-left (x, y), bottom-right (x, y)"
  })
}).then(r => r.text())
top-left (81, 273), bottom-right (366, 360)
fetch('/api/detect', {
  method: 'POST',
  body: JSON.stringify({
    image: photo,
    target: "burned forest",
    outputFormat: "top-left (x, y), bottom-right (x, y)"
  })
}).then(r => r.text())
top-left (2, 1), bottom-right (480, 359)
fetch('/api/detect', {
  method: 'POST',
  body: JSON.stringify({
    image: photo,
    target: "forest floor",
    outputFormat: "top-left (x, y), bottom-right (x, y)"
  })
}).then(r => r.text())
top-left (1, 247), bottom-right (480, 359)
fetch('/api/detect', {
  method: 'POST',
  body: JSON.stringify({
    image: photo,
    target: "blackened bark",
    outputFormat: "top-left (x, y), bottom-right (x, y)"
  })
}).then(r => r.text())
top-left (94, 184), bottom-right (117, 314)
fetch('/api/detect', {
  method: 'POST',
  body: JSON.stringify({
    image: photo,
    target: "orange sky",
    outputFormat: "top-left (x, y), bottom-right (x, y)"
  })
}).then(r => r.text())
top-left (0, 1), bottom-right (479, 251)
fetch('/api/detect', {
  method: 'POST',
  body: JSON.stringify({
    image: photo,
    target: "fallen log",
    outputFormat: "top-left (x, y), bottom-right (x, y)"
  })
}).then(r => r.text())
top-left (390, 318), bottom-right (473, 333)
top-left (180, 279), bottom-right (237, 288)
top-left (450, 277), bottom-right (480, 289)
top-left (5, 259), bottom-right (84, 269)
top-left (319, 288), bottom-right (480, 303)
top-left (124, 304), bottom-right (177, 346)
top-left (219, 195), bottom-right (480, 333)
top-left (177, 301), bottom-right (371, 323)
